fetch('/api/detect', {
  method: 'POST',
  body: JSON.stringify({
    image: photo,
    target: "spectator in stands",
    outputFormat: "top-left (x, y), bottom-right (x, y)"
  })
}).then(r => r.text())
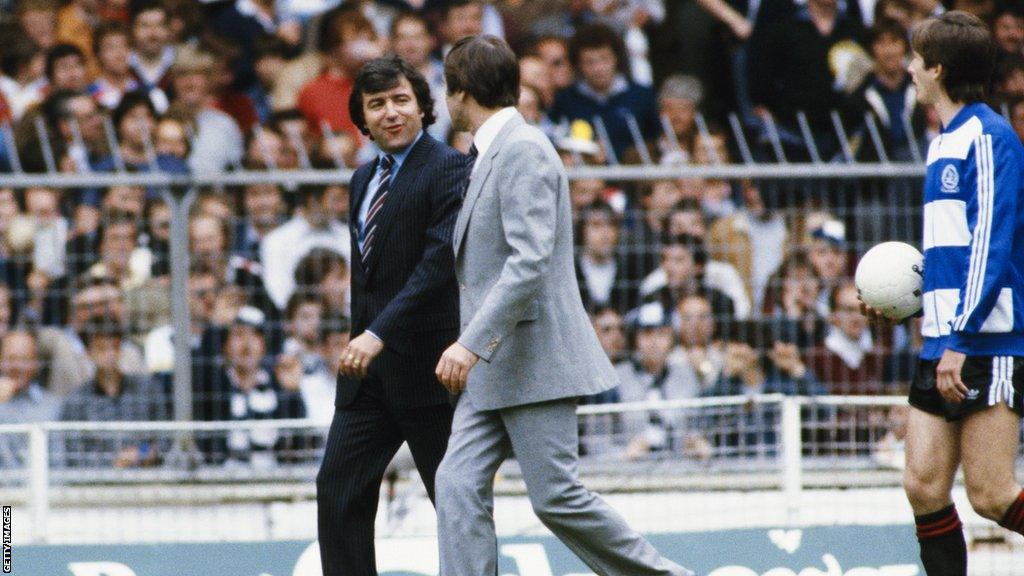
top-left (806, 218), bottom-right (849, 315)
top-left (45, 43), bottom-right (88, 92)
top-left (245, 124), bottom-right (298, 170)
top-left (261, 184), bottom-right (351, 310)
top-left (298, 7), bottom-right (382, 143)
top-left (852, 19), bottom-right (926, 162)
top-left (533, 35), bottom-right (574, 93)
top-left (54, 0), bottom-right (97, 75)
top-left (167, 46), bottom-right (245, 174)
top-left (806, 280), bottom-right (888, 395)
top-left (625, 179), bottom-right (684, 279)
top-left (60, 275), bottom-right (147, 392)
top-left (59, 321), bottom-right (168, 468)
top-left (18, 0), bottom-right (57, 51)
top-left (153, 116), bottom-right (190, 161)
top-left (638, 232), bottom-right (738, 326)
top-left (237, 183), bottom-right (284, 260)
top-left (78, 212), bottom-right (145, 292)
top-left (129, 1), bottom-right (177, 93)
top-left (708, 180), bottom-right (788, 313)
top-left (993, 4), bottom-right (1024, 56)
top-left (193, 305), bottom-right (305, 467)
top-left (90, 92), bottom-right (189, 196)
top-left (762, 252), bottom-right (827, 348)
top-left (615, 302), bottom-right (700, 458)
top-left (293, 247), bottom-right (350, 319)
top-left (439, 0), bottom-right (487, 56)
top-left (295, 314), bottom-right (349, 425)
top-left (687, 125), bottom-right (738, 220)
top-left (89, 22), bottom-right (169, 113)
top-left (282, 292), bottom-right (324, 375)
top-left (390, 12), bottom-right (450, 142)
top-left (0, 30), bottom-right (47, 121)
top-left (0, 329), bottom-right (59, 468)
top-left (747, 0), bottom-right (866, 160)
top-left (575, 201), bottom-right (639, 313)
top-left (249, 37), bottom-right (290, 124)
top-left (674, 293), bottom-right (724, 391)
top-left (592, 306), bottom-right (627, 363)
top-left (1009, 96), bottom-right (1024, 143)
top-left (656, 75), bottom-right (703, 164)
top-left (641, 199), bottom-right (751, 319)
top-left (519, 54), bottom-right (555, 111)
top-left (994, 52), bottom-right (1024, 101)
top-left (550, 22), bottom-right (660, 161)
top-left (700, 321), bottom-right (825, 457)
top-left (17, 89), bottom-right (106, 175)
top-left (209, 0), bottom-right (303, 93)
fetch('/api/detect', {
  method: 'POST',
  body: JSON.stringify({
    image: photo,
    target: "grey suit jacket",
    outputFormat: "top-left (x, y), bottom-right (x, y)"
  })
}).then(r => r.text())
top-left (453, 112), bottom-right (617, 410)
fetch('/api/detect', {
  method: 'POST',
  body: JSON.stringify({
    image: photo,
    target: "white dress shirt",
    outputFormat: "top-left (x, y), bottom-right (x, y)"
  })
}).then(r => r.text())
top-left (471, 107), bottom-right (519, 174)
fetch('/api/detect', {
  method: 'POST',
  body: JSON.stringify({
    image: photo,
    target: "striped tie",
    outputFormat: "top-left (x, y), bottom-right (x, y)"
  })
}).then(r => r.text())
top-left (361, 154), bottom-right (395, 263)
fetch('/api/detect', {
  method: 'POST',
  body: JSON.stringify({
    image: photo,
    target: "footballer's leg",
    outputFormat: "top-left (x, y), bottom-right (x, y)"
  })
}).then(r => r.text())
top-left (904, 405), bottom-right (965, 576)
top-left (961, 399), bottom-right (1024, 534)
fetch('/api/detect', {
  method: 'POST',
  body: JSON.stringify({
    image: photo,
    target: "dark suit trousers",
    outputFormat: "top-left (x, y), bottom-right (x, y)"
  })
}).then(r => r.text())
top-left (316, 378), bottom-right (453, 576)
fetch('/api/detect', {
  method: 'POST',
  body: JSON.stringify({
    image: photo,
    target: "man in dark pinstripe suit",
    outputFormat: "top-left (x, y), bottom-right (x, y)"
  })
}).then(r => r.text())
top-left (316, 56), bottom-right (468, 576)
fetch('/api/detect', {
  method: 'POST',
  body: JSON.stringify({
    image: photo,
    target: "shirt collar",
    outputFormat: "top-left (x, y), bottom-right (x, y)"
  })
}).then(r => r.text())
top-left (472, 107), bottom-right (518, 161)
top-left (942, 102), bottom-right (981, 133)
top-left (379, 130), bottom-right (423, 175)
top-left (576, 75), bottom-right (629, 103)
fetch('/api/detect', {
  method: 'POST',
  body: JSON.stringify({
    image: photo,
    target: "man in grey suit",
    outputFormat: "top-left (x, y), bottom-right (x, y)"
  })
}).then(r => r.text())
top-left (433, 35), bottom-right (694, 576)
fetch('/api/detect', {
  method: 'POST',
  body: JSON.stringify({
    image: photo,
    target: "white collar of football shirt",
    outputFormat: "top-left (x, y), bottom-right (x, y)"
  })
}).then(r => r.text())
top-left (471, 106), bottom-right (518, 173)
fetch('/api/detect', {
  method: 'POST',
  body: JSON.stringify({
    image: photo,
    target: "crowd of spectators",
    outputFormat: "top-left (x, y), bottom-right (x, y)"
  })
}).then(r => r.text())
top-left (0, 0), bottom-right (1022, 469)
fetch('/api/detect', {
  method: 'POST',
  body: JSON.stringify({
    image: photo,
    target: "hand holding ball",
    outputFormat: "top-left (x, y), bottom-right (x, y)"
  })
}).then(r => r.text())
top-left (854, 241), bottom-right (924, 321)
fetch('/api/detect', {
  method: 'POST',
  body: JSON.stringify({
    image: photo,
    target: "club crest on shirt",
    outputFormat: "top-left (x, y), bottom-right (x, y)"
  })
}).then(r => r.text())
top-left (941, 164), bottom-right (959, 193)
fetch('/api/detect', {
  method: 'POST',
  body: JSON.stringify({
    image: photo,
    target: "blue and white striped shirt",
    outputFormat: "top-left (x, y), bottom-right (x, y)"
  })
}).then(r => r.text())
top-left (920, 102), bottom-right (1024, 360)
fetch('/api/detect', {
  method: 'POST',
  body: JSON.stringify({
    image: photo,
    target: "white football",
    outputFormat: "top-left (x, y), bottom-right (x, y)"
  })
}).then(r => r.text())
top-left (854, 241), bottom-right (924, 320)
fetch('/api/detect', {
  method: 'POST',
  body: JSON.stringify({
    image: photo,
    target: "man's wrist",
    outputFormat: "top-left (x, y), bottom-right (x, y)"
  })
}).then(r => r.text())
top-left (364, 330), bottom-right (383, 344)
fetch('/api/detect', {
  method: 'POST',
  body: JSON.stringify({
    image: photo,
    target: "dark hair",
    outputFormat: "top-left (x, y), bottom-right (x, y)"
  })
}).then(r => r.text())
top-left (911, 11), bottom-right (996, 103)
top-left (112, 90), bottom-right (157, 134)
top-left (660, 232), bottom-right (707, 267)
top-left (294, 248), bottom-right (347, 289)
top-left (41, 88), bottom-right (87, 127)
top-left (130, 0), bottom-right (167, 24)
top-left (996, 52), bottom-right (1024, 91)
top-left (568, 22), bottom-right (627, 74)
top-left (443, 0), bottom-right (483, 19)
top-left (349, 55), bottom-right (437, 136)
top-left (253, 35), bottom-right (290, 61)
top-left (285, 291), bottom-right (323, 321)
top-left (866, 18), bottom-right (909, 51)
top-left (98, 210), bottom-right (139, 244)
top-left (444, 35), bottom-right (519, 109)
top-left (93, 21), bottom-right (131, 57)
top-left (1, 28), bottom-right (40, 78)
top-left (575, 200), bottom-right (619, 241)
top-left (317, 5), bottom-right (375, 53)
top-left (45, 43), bottom-right (85, 81)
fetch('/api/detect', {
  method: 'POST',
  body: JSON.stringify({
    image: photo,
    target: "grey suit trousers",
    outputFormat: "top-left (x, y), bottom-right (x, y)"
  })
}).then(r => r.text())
top-left (435, 393), bottom-right (694, 576)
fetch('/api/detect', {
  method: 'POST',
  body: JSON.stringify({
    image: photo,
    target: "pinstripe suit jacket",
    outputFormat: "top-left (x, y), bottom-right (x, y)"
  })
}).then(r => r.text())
top-left (338, 133), bottom-right (469, 409)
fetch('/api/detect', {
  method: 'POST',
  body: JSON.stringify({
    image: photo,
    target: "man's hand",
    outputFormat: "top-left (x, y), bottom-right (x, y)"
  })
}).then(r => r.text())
top-left (435, 342), bottom-right (479, 393)
top-left (936, 349), bottom-right (969, 404)
top-left (858, 297), bottom-right (896, 328)
top-left (275, 354), bottom-right (303, 392)
top-left (340, 333), bottom-right (384, 379)
top-left (768, 342), bottom-right (806, 379)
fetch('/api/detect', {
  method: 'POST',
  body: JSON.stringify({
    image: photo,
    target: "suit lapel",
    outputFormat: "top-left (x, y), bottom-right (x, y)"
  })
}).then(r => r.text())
top-left (362, 134), bottom-right (437, 275)
top-left (453, 114), bottom-right (525, 257)
top-left (349, 162), bottom-right (376, 272)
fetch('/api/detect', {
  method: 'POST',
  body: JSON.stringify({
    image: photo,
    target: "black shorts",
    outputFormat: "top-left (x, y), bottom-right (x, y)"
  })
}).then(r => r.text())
top-left (909, 356), bottom-right (1024, 422)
